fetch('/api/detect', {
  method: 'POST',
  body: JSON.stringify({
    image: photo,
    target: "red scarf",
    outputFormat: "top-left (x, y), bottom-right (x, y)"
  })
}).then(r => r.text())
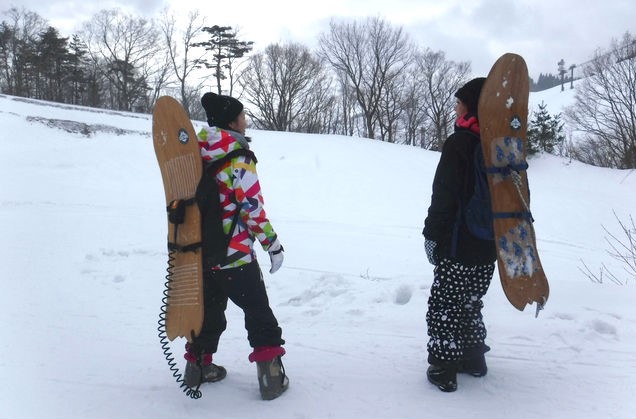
top-left (455, 113), bottom-right (480, 135)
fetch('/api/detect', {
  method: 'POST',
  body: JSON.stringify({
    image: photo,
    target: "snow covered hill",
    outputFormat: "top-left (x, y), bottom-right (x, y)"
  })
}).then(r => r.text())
top-left (1, 89), bottom-right (635, 419)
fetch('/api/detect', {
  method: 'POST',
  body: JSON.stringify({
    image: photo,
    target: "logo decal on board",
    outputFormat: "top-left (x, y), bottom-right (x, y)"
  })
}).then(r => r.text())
top-left (178, 128), bottom-right (189, 144)
top-left (510, 116), bottom-right (522, 130)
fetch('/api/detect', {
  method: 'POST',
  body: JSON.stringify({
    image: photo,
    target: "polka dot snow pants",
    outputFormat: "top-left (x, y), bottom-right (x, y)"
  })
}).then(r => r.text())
top-left (426, 258), bottom-right (495, 363)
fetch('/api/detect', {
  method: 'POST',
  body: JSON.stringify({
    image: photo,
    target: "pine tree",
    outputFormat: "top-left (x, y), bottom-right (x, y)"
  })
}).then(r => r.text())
top-left (531, 73), bottom-right (561, 91)
top-left (527, 101), bottom-right (565, 155)
top-left (35, 27), bottom-right (68, 101)
top-left (67, 35), bottom-right (90, 105)
top-left (192, 25), bottom-right (253, 95)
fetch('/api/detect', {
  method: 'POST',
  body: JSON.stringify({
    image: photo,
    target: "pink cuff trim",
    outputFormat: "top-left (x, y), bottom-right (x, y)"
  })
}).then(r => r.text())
top-left (248, 346), bottom-right (286, 363)
top-left (184, 344), bottom-right (213, 366)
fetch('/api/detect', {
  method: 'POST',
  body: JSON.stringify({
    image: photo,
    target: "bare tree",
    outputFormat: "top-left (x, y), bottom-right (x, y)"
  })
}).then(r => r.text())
top-left (401, 65), bottom-right (428, 146)
top-left (377, 72), bottom-right (407, 143)
top-left (81, 9), bottom-right (161, 111)
top-left (330, 71), bottom-right (361, 136)
top-left (291, 76), bottom-right (336, 133)
top-left (144, 52), bottom-right (172, 112)
top-left (239, 42), bottom-right (332, 132)
top-left (224, 27), bottom-right (253, 97)
top-left (413, 48), bottom-right (470, 151)
top-left (159, 8), bottom-right (207, 115)
top-left (580, 211), bottom-right (636, 285)
top-left (319, 17), bottom-right (413, 140)
top-left (566, 31), bottom-right (636, 169)
top-left (0, 7), bottom-right (47, 96)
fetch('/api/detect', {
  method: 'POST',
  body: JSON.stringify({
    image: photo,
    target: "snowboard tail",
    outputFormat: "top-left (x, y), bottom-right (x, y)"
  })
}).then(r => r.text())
top-left (478, 53), bottom-right (550, 313)
top-left (153, 96), bottom-right (204, 341)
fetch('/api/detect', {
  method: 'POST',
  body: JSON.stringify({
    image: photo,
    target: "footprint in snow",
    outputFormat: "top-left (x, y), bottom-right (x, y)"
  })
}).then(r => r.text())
top-left (552, 312), bottom-right (575, 321)
top-left (588, 319), bottom-right (618, 337)
top-left (394, 284), bottom-right (413, 305)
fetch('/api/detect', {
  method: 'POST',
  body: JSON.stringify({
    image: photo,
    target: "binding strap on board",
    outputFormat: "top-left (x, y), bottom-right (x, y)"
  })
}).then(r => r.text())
top-left (486, 161), bottom-right (534, 222)
top-left (485, 161), bottom-right (529, 176)
top-left (166, 198), bottom-right (202, 252)
top-left (167, 198), bottom-right (195, 225)
top-left (493, 211), bottom-right (534, 223)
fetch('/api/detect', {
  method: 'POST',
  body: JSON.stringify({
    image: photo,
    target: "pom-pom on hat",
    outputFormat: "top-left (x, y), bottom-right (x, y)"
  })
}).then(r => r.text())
top-left (201, 92), bottom-right (244, 129)
top-left (455, 77), bottom-right (486, 115)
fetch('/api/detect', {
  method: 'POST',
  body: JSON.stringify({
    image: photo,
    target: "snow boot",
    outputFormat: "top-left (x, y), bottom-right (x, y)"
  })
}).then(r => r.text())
top-left (459, 354), bottom-right (488, 377)
top-left (249, 346), bottom-right (289, 400)
top-left (183, 344), bottom-right (227, 388)
top-left (184, 359), bottom-right (227, 388)
top-left (256, 356), bottom-right (289, 400)
top-left (427, 363), bottom-right (458, 392)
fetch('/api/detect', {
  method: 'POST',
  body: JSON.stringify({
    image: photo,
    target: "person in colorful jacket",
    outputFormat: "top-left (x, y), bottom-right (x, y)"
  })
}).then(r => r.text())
top-left (183, 92), bottom-right (288, 401)
top-left (422, 77), bottom-right (497, 392)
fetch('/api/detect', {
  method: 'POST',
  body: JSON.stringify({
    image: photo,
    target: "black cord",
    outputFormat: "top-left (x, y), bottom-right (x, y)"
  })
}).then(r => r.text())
top-left (157, 249), bottom-right (202, 399)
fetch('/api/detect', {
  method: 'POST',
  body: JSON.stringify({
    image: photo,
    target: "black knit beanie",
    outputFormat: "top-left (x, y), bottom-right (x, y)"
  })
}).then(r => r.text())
top-left (455, 77), bottom-right (486, 114)
top-left (201, 92), bottom-right (244, 129)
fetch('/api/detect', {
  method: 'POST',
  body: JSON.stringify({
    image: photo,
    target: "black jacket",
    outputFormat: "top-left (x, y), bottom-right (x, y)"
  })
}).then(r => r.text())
top-left (423, 127), bottom-right (496, 266)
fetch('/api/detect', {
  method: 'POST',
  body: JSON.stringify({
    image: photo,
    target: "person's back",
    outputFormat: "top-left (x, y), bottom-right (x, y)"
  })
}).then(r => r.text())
top-left (183, 92), bottom-right (288, 400)
top-left (425, 127), bottom-right (496, 266)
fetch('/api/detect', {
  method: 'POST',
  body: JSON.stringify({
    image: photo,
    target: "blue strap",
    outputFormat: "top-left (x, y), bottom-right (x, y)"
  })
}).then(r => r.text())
top-left (493, 211), bottom-right (534, 222)
top-left (486, 162), bottom-right (534, 223)
top-left (485, 162), bottom-right (528, 175)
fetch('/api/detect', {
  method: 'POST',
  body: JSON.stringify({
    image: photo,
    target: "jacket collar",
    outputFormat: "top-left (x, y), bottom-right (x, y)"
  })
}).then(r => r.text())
top-left (455, 112), bottom-right (480, 136)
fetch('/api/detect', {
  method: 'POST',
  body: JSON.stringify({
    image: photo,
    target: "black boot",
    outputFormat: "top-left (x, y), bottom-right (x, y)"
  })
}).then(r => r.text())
top-left (184, 359), bottom-right (227, 388)
top-left (183, 344), bottom-right (227, 388)
top-left (427, 363), bottom-right (458, 392)
top-left (256, 356), bottom-right (289, 400)
top-left (459, 354), bottom-right (487, 377)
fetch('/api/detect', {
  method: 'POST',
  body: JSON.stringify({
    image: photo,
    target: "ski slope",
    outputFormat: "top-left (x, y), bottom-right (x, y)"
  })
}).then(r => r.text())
top-left (1, 87), bottom-right (635, 419)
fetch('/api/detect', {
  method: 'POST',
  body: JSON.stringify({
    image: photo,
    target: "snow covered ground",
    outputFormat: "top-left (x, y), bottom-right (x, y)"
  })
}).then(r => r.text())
top-left (1, 86), bottom-right (635, 419)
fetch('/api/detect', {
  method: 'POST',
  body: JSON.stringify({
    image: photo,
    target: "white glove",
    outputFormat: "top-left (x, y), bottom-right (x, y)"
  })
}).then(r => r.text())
top-left (268, 240), bottom-right (284, 274)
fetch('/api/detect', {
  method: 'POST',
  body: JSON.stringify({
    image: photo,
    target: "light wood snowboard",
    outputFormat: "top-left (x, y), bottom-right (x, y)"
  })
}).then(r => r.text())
top-left (478, 53), bottom-right (550, 314)
top-left (152, 96), bottom-right (203, 340)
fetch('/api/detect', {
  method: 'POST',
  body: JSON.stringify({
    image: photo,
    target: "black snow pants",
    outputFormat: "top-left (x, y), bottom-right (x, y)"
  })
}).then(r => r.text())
top-left (426, 258), bottom-right (495, 363)
top-left (192, 260), bottom-right (284, 354)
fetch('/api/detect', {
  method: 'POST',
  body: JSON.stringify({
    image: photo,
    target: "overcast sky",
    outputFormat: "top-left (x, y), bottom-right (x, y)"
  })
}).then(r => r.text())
top-left (4, 0), bottom-right (635, 79)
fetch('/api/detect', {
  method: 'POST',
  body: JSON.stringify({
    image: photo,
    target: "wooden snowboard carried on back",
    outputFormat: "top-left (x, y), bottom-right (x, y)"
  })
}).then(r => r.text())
top-left (478, 53), bottom-right (549, 314)
top-left (152, 96), bottom-right (203, 341)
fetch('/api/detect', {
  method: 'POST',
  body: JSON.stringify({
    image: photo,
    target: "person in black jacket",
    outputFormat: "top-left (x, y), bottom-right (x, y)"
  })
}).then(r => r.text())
top-left (422, 77), bottom-right (496, 392)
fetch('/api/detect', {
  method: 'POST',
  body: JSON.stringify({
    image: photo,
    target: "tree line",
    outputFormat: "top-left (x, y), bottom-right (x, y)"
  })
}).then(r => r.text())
top-left (0, 7), bottom-right (470, 150)
top-left (1, 6), bottom-right (634, 167)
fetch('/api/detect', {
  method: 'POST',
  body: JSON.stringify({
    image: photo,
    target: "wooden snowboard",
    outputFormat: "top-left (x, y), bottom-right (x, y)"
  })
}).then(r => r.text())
top-left (152, 96), bottom-right (203, 341)
top-left (478, 53), bottom-right (549, 313)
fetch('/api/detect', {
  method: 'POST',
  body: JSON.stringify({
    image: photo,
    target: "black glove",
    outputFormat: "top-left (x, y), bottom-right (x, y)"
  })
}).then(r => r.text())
top-left (425, 239), bottom-right (439, 266)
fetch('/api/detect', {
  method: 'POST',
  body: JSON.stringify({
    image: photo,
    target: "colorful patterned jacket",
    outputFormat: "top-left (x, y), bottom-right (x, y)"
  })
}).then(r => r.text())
top-left (197, 126), bottom-right (278, 269)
